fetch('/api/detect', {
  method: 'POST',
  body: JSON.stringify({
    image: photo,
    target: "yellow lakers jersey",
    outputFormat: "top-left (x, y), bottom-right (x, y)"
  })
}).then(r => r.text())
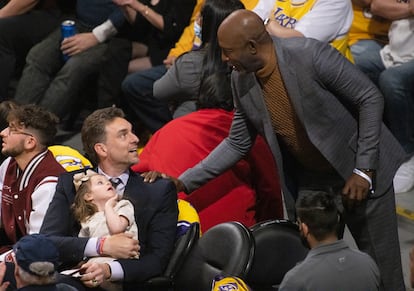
top-left (271, 0), bottom-right (353, 61)
top-left (349, 4), bottom-right (390, 46)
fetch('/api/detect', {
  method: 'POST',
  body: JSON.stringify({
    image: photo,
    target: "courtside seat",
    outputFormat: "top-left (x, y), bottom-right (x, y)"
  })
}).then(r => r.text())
top-left (246, 219), bottom-right (308, 290)
top-left (145, 222), bottom-right (200, 289)
top-left (174, 221), bottom-right (255, 291)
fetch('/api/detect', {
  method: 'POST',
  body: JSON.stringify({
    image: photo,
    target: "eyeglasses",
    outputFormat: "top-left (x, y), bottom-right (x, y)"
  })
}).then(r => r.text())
top-left (5, 126), bottom-right (33, 137)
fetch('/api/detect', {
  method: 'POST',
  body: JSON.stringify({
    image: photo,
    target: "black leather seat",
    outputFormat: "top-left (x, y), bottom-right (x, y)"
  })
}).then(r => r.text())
top-left (174, 221), bottom-right (255, 291)
top-left (246, 219), bottom-right (309, 291)
top-left (145, 222), bottom-right (200, 289)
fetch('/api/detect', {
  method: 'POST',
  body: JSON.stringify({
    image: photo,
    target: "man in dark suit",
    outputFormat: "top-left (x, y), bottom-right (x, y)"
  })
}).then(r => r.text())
top-left (144, 9), bottom-right (405, 291)
top-left (40, 107), bottom-right (178, 290)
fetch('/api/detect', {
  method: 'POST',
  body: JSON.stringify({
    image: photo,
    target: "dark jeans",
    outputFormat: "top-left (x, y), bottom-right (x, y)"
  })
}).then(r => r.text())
top-left (0, 8), bottom-right (62, 100)
top-left (121, 65), bottom-right (170, 133)
top-left (355, 45), bottom-right (414, 154)
top-left (14, 25), bottom-right (109, 119)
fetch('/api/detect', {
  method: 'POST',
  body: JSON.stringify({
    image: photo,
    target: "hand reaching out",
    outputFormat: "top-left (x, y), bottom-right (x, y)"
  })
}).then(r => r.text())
top-left (141, 171), bottom-right (186, 192)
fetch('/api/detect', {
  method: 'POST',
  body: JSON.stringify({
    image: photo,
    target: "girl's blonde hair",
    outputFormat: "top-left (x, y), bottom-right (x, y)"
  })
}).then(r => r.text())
top-left (71, 170), bottom-right (99, 223)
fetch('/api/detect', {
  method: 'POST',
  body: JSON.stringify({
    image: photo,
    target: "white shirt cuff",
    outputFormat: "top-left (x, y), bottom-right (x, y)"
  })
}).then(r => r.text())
top-left (84, 238), bottom-right (99, 257)
top-left (108, 261), bottom-right (125, 281)
top-left (92, 20), bottom-right (118, 43)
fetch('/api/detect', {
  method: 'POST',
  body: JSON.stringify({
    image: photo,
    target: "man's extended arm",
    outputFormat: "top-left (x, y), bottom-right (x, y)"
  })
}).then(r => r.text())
top-left (179, 106), bottom-right (256, 193)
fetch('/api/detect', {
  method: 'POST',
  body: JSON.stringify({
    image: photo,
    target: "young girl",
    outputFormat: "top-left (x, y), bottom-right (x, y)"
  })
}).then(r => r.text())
top-left (72, 170), bottom-right (138, 255)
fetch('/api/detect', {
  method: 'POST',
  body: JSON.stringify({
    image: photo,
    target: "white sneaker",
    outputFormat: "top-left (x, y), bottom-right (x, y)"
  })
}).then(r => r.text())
top-left (394, 155), bottom-right (414, 193)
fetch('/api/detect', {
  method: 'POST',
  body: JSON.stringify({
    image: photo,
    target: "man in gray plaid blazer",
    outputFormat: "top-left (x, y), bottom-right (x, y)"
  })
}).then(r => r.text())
top-left (143, 9), bottom-right (406, 291)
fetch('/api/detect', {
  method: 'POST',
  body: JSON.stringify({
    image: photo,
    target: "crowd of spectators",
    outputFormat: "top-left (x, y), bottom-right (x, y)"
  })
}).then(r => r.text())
top-left (0, 0), bottom-right (413, 289)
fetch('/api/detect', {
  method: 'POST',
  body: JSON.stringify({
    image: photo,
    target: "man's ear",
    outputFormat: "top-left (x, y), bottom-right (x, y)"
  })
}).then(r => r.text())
top-left (248, 39), bottom-right (257, 55)
top-left (301, 222), bottom-right (309, 237)
top-left (94, 143), bottom-right (107, 158)
top-left (24, 136), bottom-right (37, 151)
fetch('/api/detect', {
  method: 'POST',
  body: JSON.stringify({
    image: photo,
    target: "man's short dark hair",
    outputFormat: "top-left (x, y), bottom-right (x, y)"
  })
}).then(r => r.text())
top-left (7, 104), bottom-right (59, 147)
top-left (296, 191), bottom-right (339, 241)
top-left (81, 107), bottom-right (125, 165)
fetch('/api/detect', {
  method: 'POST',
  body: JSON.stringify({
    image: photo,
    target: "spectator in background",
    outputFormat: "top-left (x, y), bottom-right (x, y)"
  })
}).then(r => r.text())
top-left (349, 0), bottom-right (413, 68)
top-left (120, 0), bottom-right (274, 133)
top-left (353, 0), bottom-right (414, 193)
top-left (264, 0), bottom-right (353, 61)
top-left (95, 0), bottom-right (196, 108)
top-left (13, 0), bottom-right (128, 122)
top-left (133, 0), bottom-right (246, 132)
top-left (279, 191), bottom-right (380, 291)
top-left (0, 234), bottom-right (77, 291)
top-left (0, 105), bottom-right (65, 253)
top-left (348, 0), bottom-right (390, 67)
top-left (0, 0), bottom-right (74, 101)
top-left (134, 73), bottom-right (283, 232)
top-left (0, 101), bottom-right (18, 164)
top-left (0, 101), bottom-right (92, 171)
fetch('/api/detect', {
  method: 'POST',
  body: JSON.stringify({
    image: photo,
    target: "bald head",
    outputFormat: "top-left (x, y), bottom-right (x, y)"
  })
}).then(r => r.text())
top-left (217, 9), bottom-right (273, 73)
top-left (218, 9), bottom-right (269, 46)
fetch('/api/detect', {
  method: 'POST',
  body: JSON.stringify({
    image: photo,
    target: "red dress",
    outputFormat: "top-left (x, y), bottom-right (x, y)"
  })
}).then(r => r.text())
top-left (133, 109), bottom-right (283, 232)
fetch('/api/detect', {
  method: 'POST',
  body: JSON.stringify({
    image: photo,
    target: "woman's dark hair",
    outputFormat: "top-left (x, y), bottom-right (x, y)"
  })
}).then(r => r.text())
top-left (197, 72), bottom-right (233, 111)
top-left (200, 0), bottom-right (245, 80)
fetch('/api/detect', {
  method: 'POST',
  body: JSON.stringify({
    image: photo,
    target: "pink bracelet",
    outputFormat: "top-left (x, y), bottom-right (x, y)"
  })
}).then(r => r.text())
top-left (96, 237), bottom-right (107, 255)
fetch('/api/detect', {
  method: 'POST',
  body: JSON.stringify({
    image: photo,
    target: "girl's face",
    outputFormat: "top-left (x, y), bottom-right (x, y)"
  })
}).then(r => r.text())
top-left (85, 175), bottom-right (117, 206)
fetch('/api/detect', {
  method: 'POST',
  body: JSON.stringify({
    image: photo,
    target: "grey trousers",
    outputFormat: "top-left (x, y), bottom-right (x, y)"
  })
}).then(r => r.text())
top-left (14, 25), bottom-right (108, 119)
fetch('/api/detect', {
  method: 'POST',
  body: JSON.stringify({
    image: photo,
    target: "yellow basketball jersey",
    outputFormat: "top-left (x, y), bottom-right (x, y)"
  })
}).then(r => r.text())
top-left (349, 4), bottom-right (390, 46)
top-left (271, 0), bottom-right (353, 61)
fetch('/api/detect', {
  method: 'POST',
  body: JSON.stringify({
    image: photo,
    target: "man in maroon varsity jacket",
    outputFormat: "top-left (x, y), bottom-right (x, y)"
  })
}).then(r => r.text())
top-left (0, 104), bottom-right (65, 253)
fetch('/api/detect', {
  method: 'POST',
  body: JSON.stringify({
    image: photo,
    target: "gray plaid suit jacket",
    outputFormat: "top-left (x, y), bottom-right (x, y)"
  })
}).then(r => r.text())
top-left (179, 36), bottom-right (406, 218)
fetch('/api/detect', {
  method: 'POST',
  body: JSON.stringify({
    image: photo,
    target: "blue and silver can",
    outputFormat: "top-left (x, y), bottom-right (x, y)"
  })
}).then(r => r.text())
top-left (61, 20), bottom-right (76, 61)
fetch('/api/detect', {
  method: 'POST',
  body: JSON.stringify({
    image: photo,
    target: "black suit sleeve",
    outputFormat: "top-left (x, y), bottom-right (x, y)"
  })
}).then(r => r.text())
top-left (40, 171), bottom-right (88, 264)
top-left (118, 176), bottom-right (178, 283)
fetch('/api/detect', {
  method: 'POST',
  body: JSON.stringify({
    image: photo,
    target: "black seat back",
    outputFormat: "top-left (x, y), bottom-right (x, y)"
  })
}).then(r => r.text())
top-left (175, 221), bottom-right (255, 291)
top-left (165, 222), bottom-right (200, 278)
top-left (246, 219), bottom-right (308, 290)
top-left (145, 222), bottom-right (200, 288)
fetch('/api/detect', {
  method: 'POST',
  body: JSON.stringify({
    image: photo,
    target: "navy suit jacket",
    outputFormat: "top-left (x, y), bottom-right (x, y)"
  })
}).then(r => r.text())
top-left (40, 169), bottom-right (178, 287)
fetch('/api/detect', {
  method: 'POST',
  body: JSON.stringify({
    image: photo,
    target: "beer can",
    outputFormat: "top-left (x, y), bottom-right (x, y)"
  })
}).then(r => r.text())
top-left (61, 20), bottom-right (76, 61)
